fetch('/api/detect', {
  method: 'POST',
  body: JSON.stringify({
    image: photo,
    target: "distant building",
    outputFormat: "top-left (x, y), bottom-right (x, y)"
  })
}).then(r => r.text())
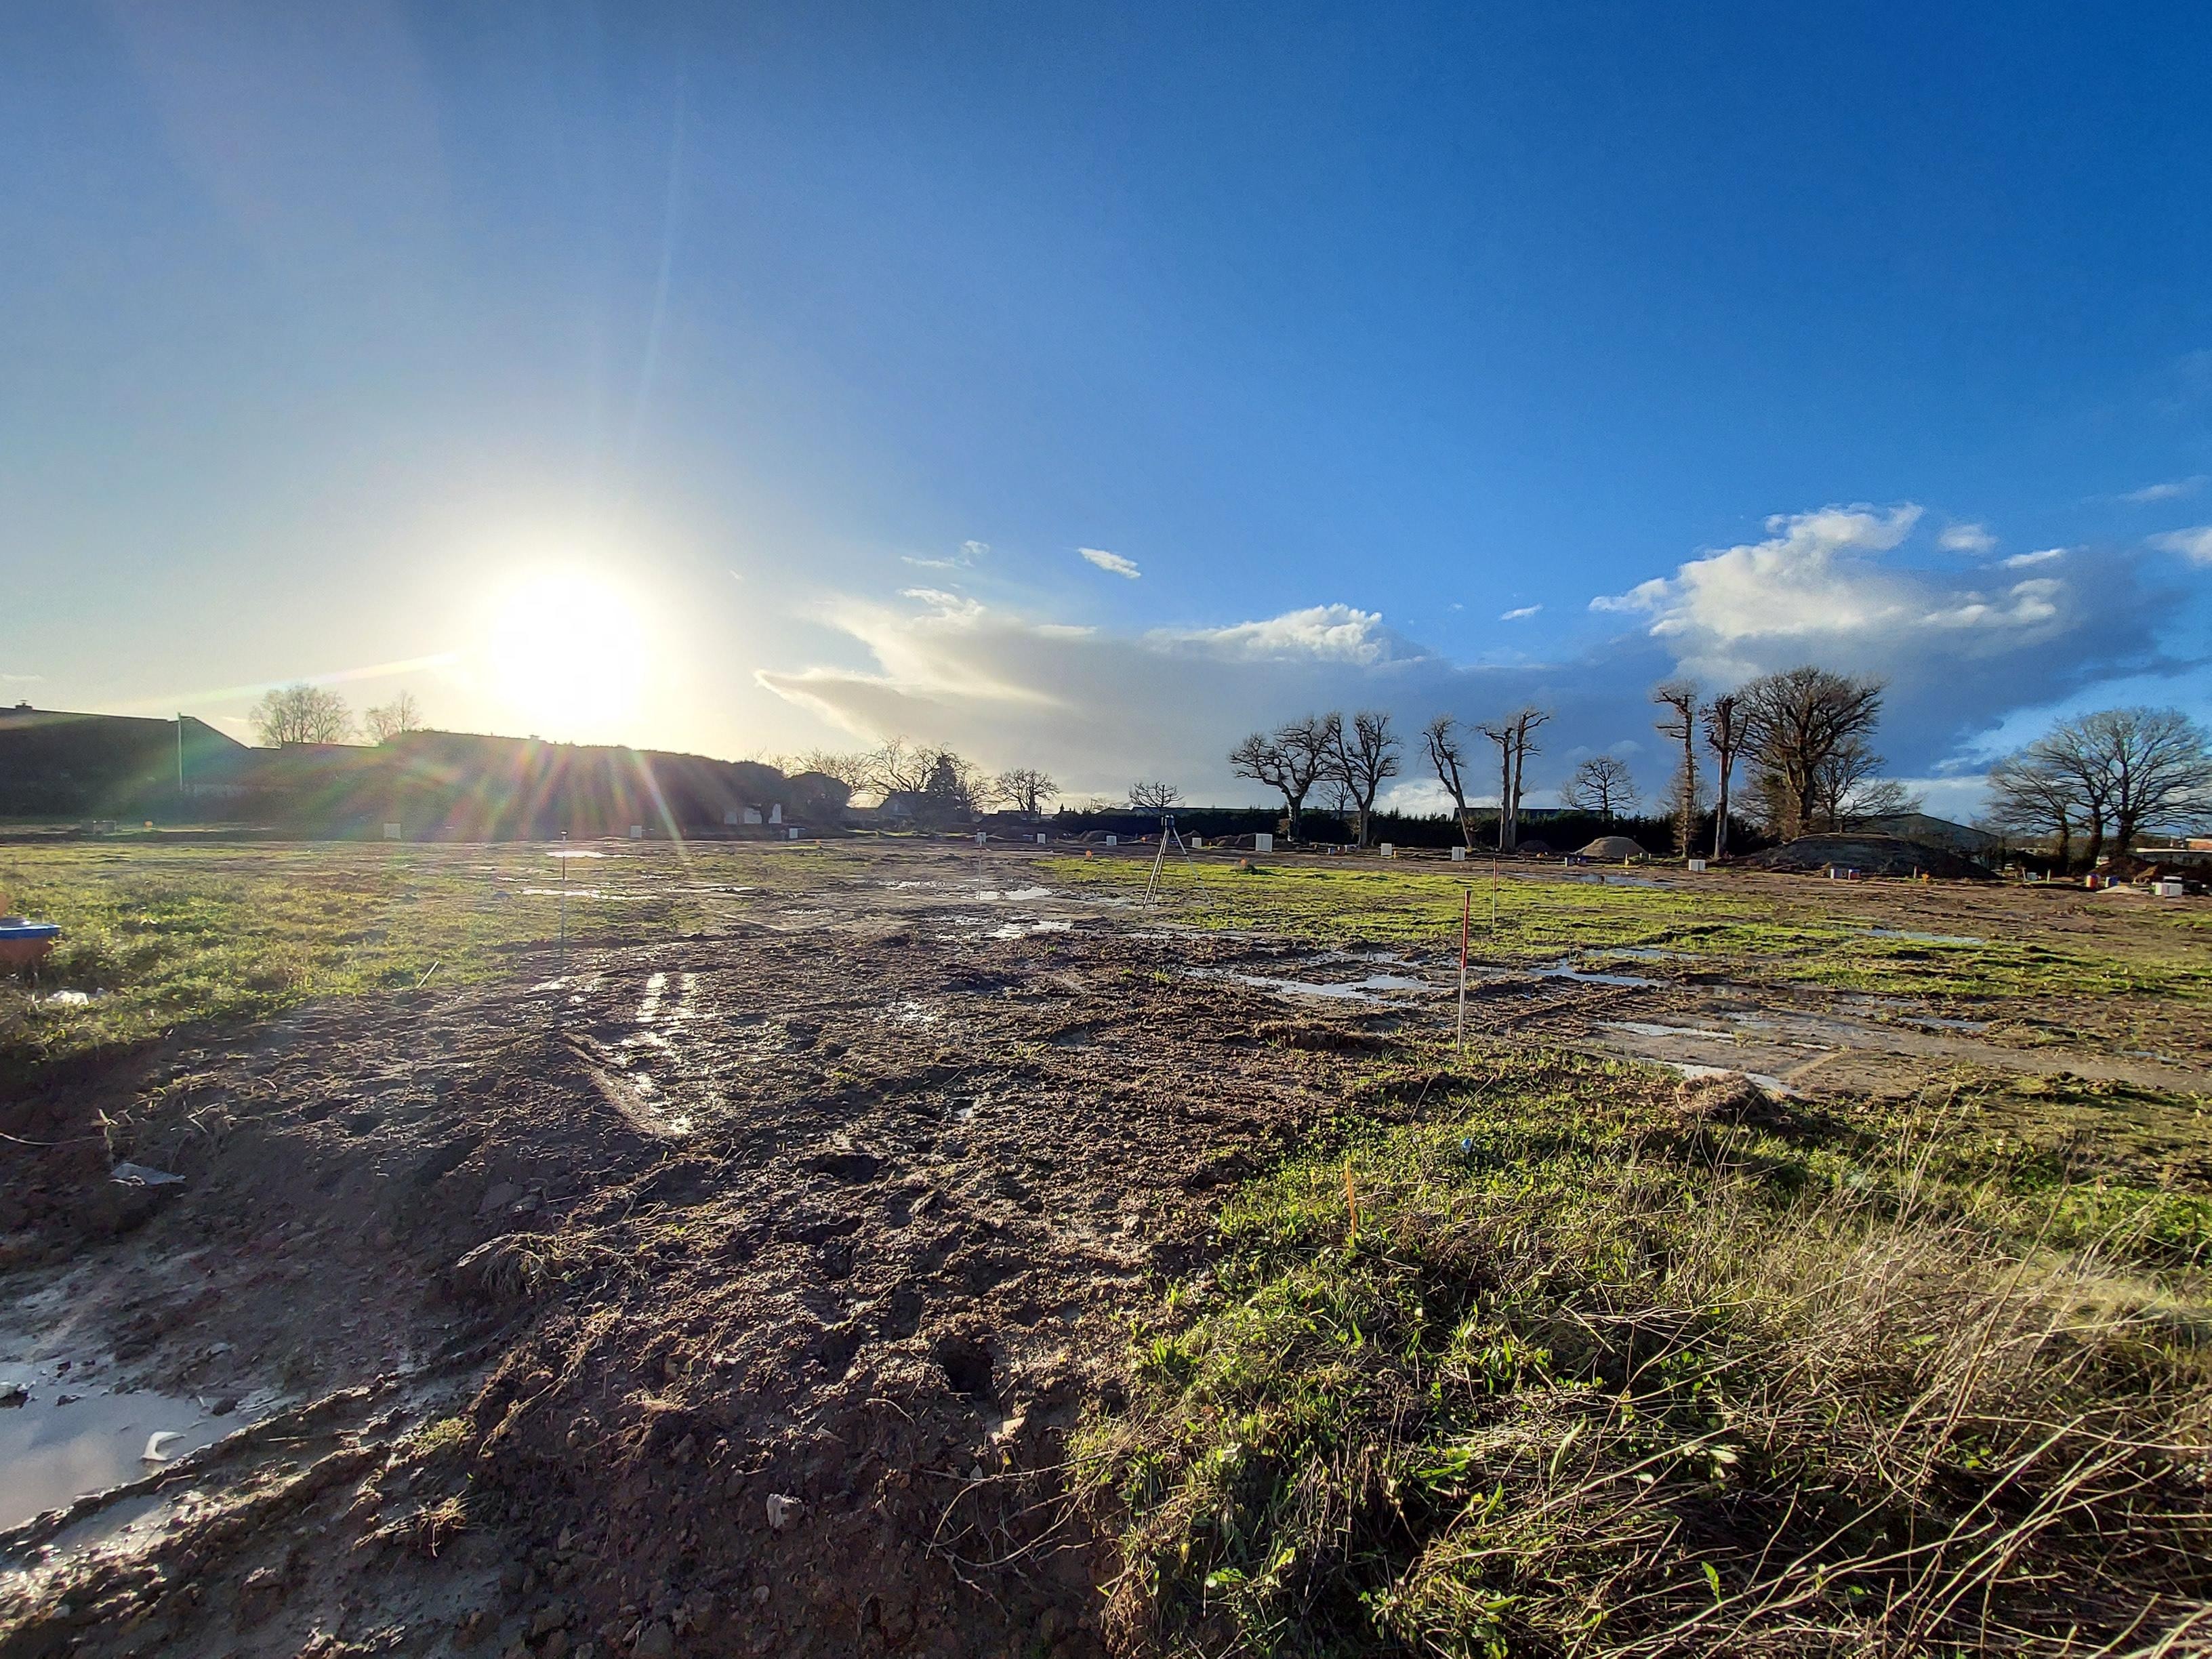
top-left (0, 703), bottom-right (254, 817)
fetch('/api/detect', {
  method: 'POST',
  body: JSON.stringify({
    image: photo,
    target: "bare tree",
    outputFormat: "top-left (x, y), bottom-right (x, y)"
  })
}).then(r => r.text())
top-left (2021, 708), bottom-right (2212, 864)
top-left (1650, 680), bottom-right (1701, 856)
top-left (363, 690), bottom-right (424, 744)
top-left (1561, 755), bottom-right (1637, 821)
top-left (2077, 708), bottom-right (2212, 852)
top-left (1738, 666), bottom-right (1886, 842)
top-left (1231, 714), bottom-right (1334, 840)
top-left (1986, 750), bottom-right (2085, 869)
top-left (1474, 708), bottom-right (1549, 852)
top-left (1324, 710), bottom-right (1400, 848)
top-left (796, 749), bottom-right (878, 795)
top-left (251, 682), bottom-right (353, 746)
top-left (1813, 735), bottom-right (1893, 830)
top-left (993, 767), bottom-right (1057, 817)
top-left (1702, 692), bottom-right (1746, 859)
top-left (1128, 781), bottom-right (1182, 812)
top-left (1422, 716), bottom-right (1479, 848)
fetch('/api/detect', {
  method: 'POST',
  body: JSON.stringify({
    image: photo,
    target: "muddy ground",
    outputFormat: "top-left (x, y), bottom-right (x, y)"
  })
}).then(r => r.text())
top-left (2, 844), bottom-right (2207, 1658)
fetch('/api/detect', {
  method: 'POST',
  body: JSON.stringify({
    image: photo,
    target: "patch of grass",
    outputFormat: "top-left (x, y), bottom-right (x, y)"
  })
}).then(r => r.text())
top-left (1075, 1048), bottom-right (2212, 1656)
top-left (0, 840), bottom-right (856, 1067)
top-left (1048, 857), bottom-right (2212, 1002)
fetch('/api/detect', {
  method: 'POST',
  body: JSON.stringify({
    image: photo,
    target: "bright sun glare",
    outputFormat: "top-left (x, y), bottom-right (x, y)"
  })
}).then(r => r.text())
top-left (487, 572), bottom-right (650, 737)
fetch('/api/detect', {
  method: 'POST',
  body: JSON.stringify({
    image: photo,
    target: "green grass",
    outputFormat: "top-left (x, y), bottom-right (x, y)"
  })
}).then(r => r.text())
top-left (0, 840), bottom-right (851, 1067)
top-left (1076, 1048), bottom-right (2212, 1656)
top-left (1048, 856), bottom-right (2212, 1002)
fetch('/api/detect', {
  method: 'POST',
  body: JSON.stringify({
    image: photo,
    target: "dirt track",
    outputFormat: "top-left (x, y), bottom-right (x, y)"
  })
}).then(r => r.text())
top-left (2, 844), bottom-right (2206, 1658)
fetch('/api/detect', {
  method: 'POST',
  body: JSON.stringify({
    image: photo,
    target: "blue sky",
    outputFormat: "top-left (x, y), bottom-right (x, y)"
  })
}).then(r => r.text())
top-left (5, 3), bottom-right (2209, 809)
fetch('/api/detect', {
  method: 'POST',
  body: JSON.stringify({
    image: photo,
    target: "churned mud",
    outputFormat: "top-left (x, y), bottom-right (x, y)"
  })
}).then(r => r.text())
top-left (2, 843), bottom-right (2205, 1658)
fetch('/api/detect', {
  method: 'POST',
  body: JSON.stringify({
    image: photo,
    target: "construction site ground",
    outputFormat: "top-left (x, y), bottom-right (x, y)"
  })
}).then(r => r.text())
top-left (2, 840), bottom-right (2207, 1659)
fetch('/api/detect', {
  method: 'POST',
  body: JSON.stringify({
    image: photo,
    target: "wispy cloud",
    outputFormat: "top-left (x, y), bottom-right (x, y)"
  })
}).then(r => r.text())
top-left (1500, 604), bottom-right (1541, 621)
top-left (903, 538), bottom-right (990, 571)
top-left (1937, 522), bottom-right (1997, 555)
top-left (2149, 526), bottom-right (2212, 567)
top-left (1078, 547), bottom-right (1141, 579)
top-left (2001, 548), bottom-right (2066, 569)
top-left (2120, 476), bottom-right (2206, 505)
top-left (0, 672), bottom-right (43, 683)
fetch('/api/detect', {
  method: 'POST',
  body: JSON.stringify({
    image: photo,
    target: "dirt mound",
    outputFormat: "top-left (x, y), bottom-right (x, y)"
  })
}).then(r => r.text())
top-left (1575, 835), bottom-right (1648, 861)
top-left (1747, 834), bottom-right (1992, 880)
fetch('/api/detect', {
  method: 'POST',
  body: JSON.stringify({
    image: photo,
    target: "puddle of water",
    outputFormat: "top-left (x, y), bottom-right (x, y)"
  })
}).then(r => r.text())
top-left (0, 1385), bottom-right (221, 1532)
top-left (517, 888), bottom-right (659, 901)
top-left (1868, 928), bottom-right (1985, 947)
top-left (987, 919), bottom-right (1073, 940)
top-left (1600, 1021), bottom-right (1734, 1040)
top-left (1185, 968), bottom-right (1431, 1002)
top-left (1532, 964), bottom-right (1658, 989)
top-left (636, 971), bottom-right (668, 1023)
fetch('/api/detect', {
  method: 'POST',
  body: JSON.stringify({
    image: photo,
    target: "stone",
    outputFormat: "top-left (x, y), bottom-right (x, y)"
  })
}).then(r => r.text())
top-left (633, 1621), bottom-right (676, 1659)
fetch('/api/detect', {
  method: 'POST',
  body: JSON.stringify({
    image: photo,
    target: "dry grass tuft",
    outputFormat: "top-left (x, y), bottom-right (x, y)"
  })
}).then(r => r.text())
top-left (1074, 1049), bottom-right (2212, 1656)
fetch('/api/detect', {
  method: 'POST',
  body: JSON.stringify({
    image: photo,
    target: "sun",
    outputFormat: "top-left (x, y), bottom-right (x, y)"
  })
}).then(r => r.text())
top-left (487, 571), bottom-right (650, 738)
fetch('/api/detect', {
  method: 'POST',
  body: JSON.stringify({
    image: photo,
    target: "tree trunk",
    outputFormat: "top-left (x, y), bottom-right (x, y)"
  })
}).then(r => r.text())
top-left (1712, 758), bottom-right (1732, 859)
top-left (1497, 750), bottom-right (1513, 853)
top-left (2083, 813), bottom-right (2106, 872)
top-left (2053, 815), bottom-right (2070, 873)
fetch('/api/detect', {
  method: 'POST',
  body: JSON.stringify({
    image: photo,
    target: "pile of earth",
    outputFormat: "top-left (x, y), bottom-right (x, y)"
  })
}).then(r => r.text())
top-left (1574, 835), bottom-right (1650, 861)
top-left (1746, 834), bottom-right (1992, 880)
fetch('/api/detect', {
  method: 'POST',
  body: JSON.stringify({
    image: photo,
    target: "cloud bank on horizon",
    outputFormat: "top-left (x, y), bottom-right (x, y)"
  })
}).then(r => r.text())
top-left (758, 502), bottom-right (2207, 809)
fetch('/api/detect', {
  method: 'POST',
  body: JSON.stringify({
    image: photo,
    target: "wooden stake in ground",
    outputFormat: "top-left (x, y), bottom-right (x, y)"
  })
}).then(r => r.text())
top-left (1457, 888), bottom-right (1471, 1052)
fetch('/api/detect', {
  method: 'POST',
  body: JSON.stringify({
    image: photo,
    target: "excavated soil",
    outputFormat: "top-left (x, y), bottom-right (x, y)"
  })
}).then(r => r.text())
top-left (2, 844), bottom-right (2206, 1659)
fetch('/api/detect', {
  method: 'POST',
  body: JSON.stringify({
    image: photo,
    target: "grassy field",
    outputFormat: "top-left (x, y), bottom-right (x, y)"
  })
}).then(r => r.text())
top-left (0, 840), bottom-right (850, 1067)
top-left (1052, 855), bottom-right (2212, 1002)
top-left (1076, 1047), bottom-right (2212, 1656)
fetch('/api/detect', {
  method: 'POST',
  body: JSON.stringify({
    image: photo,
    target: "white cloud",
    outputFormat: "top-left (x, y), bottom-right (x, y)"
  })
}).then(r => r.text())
top-left (1921, 577), bottom-right (2062, 630)
top-left (2001, 548), bottom-right (2065, 569)
top-left (1500, 604), bottom-right (1542, 621)
top-left (2149, 526), bottom-right (2212, 567)
top-left (1586, 503), bottom-right (2083, 683)
top-left (1153, 605), bottom-right (1413, 665)
top-left (1938, 522), bottom-right (1997, 554)
top-left (903, 539), bottom-right (989, 571)
top-left (2121, 476), bottom-right (2205, 504)
top-left (0, 672), bottom-right (43, 683)
top-left (1078, 547), bottom-right (1141, 580)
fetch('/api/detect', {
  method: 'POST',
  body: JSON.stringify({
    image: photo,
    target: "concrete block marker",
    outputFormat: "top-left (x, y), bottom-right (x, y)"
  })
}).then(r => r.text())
top-left (383, 823), bottom-right (401, 841)
top-left (1379, 842), bottom-right (1395, 859)
top-left (1254, 833), bottom-right (1273, 853)
top-left (1450, 845), bottom-right (1466, 862)
top-left (1688, 858), bottom-right (1707, 872)
top-left (1105, 835), bottom-right (1117, 846)
top-left (629, 824), bottom-right (644, 840)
